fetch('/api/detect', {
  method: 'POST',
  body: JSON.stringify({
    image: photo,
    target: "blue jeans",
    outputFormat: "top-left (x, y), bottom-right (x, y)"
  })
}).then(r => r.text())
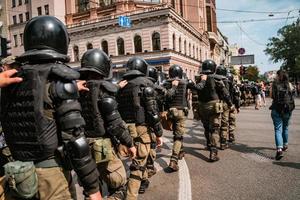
top-left (271, 109), bottom-right (292, 149)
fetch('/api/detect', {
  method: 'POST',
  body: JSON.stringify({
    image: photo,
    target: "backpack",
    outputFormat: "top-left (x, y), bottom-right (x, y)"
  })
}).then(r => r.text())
top-left (275, 82), bottom-right (295, 114)
top-left (252, 85), bottom-right (259, 95)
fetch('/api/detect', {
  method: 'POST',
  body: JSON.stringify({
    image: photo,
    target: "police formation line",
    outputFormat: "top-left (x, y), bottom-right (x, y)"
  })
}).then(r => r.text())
top-left (0, 16), bottom-right (242, 200)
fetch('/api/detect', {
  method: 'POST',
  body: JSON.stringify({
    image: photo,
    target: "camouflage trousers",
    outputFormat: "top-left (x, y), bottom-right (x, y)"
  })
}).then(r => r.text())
top-left (126, 125), bottom-right (151, 200)
top-left (229, 108), bottom-right (237, 137)
top-left (167, 108), bottom-right (186, 162)
top-left (198, 100), bottom-right (221, 150)
top-left (0, 167), bottom-right (74, 200)
top-left (220, 102), bottom-right (230, 143)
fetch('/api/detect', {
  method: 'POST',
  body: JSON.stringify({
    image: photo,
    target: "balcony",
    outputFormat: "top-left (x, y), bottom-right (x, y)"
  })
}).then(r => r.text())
top-left (208, 31), bottom-right (219, 44)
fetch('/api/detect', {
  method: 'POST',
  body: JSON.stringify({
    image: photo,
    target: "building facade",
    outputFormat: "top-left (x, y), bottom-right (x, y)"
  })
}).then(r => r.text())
top-left (5, 0), bottom-right (66, 56)
top-left (65, 0), bottom-right (223, 80)
top-left (0, 0), bottom-right (9, 38)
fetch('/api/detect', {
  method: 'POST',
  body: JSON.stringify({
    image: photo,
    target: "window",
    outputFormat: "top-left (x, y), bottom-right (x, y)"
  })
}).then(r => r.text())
top-left (12, 0), bottom-right (16, 7)
top-left (134, 35), bottom-right (142, 53)
top-left (25, 12), bottom-right (30, 21)
top-left (76, 0), bottom-right (90, 12)
top-left (73, 45), bottom-right (79, 62)
top-left (193, 45), bottom-right (195, 57)
top-left (19, 14), bottom-right (23, 23)
top-left (206, 6), bottom-right (212, 32)
top-left (189, 43), bottom-right (191, 56)
top-left (172, 33), bottom-right (176, 50)
top-left (87, 43), bottom-right (93, 50)
top-left (184, 40), bottom-right (186, 55)
top-left (179, 37), bottom-right (182, 52)
top-left (117, 38), bottom-right (125, 55)
top-left (196, 47), bottom-right (198, 59)
top-left (18, 0), bottom-right (22, 5)
top-left (44, 5), bottom-right (49, 15)
top-left (171, 0), bottom-right (175, 8)
top-left (13, 15), bottom-right (17, 24)
top-left (13, 35), bottom-right (18, 47)
top-left (179, 0), bottom-right (183, 16)
top-left (152, 32), bottom-right (161, 51)
top-left (25, 0), bottom-right (28, 4)
top-left (20, 33), bottom-right (23, 45)
top-left (102, 40), bottom-right (109, 55)
top-left (37, 7), bottom-right (42, 15)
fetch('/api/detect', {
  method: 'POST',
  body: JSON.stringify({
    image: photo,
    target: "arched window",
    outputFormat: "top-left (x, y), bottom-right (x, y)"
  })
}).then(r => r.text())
top-left (193, 45), bottom-right (195, 58)
top-left (73, 45), bottom-right (79, 62)
top-left (172, 33), bottom-right (176, 50)
top-left (152, 32), bottom-right (161, 51)
top-left (134, 34), bottom-right (142, 53)
top-left (101, 40), bottom-right (108, 55)
top-left (179, 37), bottom-right (182, 52)
top-left (184, 40), bottom-right (186, 55)
top-left (87, 42), bottom-right (93, 50)
top-left (117, 37), bottom-right (125, 55)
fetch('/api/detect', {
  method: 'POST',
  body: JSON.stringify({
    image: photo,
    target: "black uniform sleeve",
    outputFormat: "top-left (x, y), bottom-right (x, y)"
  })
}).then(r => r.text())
top-left (49, 80), bottom-right (99, 195)
top-left (98, 95), bottom-right (133, 148)
top-left (190, 79), bottom-right (207, 91)
top-left (143, 87), bottom-right (163, 137)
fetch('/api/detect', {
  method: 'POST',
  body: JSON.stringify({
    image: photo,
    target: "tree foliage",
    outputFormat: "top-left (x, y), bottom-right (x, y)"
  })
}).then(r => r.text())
top-left (244, 65), bottom-right (259, 81)
top-left (265, 19), bottom-right (300, 80)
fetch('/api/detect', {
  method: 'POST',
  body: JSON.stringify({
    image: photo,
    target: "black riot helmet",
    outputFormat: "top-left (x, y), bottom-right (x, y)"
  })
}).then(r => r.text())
top-left (148, 66), bottom-right (158, 82)
top-left (216, 65), bottom-right (227, 76)
top-left (23, 16), bottom-right (69, 56)
top-left (169, 64), bottom-right (183, 79)
top-left (201, 59), bottom-right (217, 74)
top-left (126, 57), bottom-right (148, 75)
top-left (80, 49), bottom-right (112, 78)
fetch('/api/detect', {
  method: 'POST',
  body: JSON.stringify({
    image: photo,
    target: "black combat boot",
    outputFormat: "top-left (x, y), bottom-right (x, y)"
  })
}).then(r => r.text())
top-left (228, 134), bottom-right (235, 143)
top-left (168, 160), bottom-right (179, 171)
top-left (220, 138), bottom-right (229, 150)
top-left (138, 179), bottom-right (150, 194)
top-left (209, 149), bottom-right (219, 162)
top-left (178, 150), bottom-right (185, 160)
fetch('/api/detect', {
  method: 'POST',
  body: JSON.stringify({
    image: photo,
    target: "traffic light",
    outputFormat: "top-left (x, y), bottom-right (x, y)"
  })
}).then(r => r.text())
top-left (240, 66), bottom-right (244, 76)
top-left (0, 37), bottom-right (12, 58)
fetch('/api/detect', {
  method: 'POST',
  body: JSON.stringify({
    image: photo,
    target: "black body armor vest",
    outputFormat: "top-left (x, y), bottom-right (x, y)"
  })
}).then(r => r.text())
top-left (0, 64), bottom-right (68, 162)
top-left (117, 76), bottom-right (152, 124)
top-left (79, 80), bottom-right (106, 138)
top-left (197, 76), bottom-right (220, 103)
top-left (167, 80), bottom-right (188, 109)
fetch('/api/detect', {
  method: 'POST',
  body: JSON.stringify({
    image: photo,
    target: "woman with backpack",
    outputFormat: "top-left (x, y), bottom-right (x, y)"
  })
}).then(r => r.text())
top-left (270, 70), bottom-right (295, 160)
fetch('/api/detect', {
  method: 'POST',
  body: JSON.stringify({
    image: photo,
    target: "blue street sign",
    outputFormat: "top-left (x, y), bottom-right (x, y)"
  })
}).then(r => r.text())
top-left (118, 16), bottom-right (131, 28)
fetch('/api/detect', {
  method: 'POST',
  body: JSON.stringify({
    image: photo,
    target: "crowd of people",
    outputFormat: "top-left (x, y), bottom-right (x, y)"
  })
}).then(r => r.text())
top-left (0, 15), bottom-right (296, 200)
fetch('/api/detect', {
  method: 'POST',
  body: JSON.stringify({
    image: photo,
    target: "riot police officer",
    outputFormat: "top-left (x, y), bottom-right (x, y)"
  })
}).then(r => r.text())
top-left (227, 73), bottom-right (241, 143)
top-left (192, 60), bottom-right (232, 162)
top-left (117, 57), bottom-right (163, 200)
top-left (79, 49), bottom-right (137, 199)
top-left (164, 65), bottom-right (194, 171)
top-left (0, 16), bottom-right (101, 199)
top-left (215, 65), bottom-right (231, 150)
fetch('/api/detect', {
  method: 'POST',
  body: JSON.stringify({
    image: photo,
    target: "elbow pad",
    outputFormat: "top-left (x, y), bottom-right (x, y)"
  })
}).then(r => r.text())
top-left (66, 134), bottom-right (99, 195)
top-left (100, 97), bottom-right (133, 147)
top-left (50, 81), bottom-right (85, 130)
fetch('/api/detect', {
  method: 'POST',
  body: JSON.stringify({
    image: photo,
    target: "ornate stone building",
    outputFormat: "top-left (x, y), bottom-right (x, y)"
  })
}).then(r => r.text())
top-left (66, 0), bottom-right (222, 79)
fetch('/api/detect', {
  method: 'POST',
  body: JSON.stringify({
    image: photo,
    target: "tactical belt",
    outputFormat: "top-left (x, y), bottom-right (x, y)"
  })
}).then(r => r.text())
top-left (34, 158), bottom-right (60, 168)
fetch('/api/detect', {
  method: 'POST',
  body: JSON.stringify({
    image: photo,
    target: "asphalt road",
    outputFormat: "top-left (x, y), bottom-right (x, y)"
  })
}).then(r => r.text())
top-left (77, 98), bottom-right (300, 200)
top-left (140, 98), bottom-right (300, 200)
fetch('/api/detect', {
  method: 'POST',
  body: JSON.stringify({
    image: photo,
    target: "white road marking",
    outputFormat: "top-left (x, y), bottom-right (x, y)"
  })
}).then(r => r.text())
top-left (155, 136), bottom-right (192, 200)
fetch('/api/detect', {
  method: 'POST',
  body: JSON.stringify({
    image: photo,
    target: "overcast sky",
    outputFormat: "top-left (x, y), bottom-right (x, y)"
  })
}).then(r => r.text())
top-left (216, 0), bottom-right (300, 73)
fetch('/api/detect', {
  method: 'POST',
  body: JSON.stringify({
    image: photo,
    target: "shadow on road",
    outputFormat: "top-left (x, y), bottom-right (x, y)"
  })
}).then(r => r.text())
top-left (273, 162), bottom-right (300, 169)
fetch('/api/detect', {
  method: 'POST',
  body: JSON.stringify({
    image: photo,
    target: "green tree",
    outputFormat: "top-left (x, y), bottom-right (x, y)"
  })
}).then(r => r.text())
top-left (244, 65), bottom-right (259, 81)
top-left (265, 19), bottom-right (300, 81)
